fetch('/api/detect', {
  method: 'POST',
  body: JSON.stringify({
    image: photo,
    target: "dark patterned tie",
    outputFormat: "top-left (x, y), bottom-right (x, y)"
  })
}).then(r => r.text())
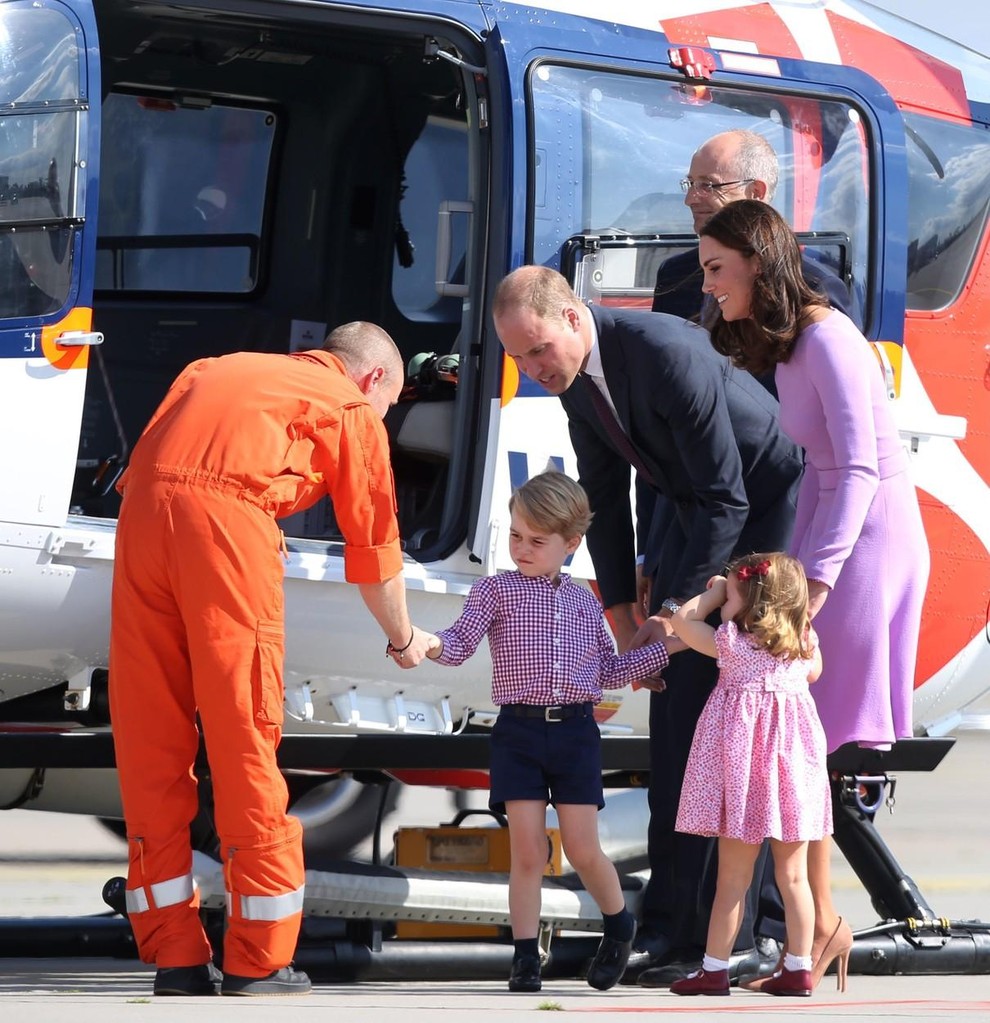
top-left (581, 373), bottom-right (656, 487)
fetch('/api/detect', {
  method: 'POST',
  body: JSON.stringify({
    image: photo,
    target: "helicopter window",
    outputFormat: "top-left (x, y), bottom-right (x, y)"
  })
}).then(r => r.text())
top-left (0, 3), bottom-right (81, 105)
top-left (391, 115), bottom-right (469, 324)
top-left (94, 93), bottom-right (276, 294)
top-left (903, 111), bottom-right (990, 312)
top-left (0, 2), bottom-right (82, 318)
top-left (528, 63), bottom-right (870, 322)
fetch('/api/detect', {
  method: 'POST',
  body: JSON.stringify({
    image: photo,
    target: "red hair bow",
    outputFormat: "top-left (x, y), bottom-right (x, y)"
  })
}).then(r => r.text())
top-left (736, 559), bottom-right (771, 581)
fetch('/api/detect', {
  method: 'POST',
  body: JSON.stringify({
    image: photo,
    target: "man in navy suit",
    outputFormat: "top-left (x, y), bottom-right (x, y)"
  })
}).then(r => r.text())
top-left (493, 265), bottom-right (803, 986)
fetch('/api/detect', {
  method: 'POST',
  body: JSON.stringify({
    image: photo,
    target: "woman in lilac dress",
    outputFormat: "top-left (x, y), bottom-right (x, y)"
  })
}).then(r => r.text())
top-left (695, 199), bottom-right (929, 990)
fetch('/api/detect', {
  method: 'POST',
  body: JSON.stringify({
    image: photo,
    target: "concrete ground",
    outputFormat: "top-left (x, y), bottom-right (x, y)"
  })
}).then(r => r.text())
top-left (1, 960), bottom-right (990, 1022)
top-left (1, 729), bottom-right (989, 1020)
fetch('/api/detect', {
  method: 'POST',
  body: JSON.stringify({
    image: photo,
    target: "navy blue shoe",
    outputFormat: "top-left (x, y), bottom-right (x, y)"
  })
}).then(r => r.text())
top-left (621, 932), bottom-right (675, 983)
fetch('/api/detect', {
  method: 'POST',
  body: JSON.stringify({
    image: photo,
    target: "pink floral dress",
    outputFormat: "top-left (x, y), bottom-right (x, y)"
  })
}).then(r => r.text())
top-left (675, 621), bottom-right (832, 843)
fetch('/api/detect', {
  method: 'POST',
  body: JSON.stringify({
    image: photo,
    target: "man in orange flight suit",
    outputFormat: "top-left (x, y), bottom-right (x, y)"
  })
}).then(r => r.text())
top-left (108, 321), bottom-right (432, 997)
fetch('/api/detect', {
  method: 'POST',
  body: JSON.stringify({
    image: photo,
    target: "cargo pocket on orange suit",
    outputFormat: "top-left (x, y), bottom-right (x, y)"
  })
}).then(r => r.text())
top-left (253, 619), bottom-right (286, 736)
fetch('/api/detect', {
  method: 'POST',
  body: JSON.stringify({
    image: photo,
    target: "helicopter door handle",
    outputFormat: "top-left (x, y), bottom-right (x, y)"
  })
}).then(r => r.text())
top-left (57, 330), bottom-right (104, 346)
top-left (436, 200), bottom-right (473, 298)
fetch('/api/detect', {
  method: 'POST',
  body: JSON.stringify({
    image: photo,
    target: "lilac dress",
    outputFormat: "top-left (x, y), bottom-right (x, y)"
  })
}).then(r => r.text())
top-left (675, 621), bottom-right (832, 843)
top-left (775, 312), bottom-right (929, 753)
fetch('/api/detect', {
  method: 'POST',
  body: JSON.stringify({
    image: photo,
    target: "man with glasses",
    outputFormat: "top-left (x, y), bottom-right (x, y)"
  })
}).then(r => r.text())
top-left (653, 129), bottom-right (852, 330)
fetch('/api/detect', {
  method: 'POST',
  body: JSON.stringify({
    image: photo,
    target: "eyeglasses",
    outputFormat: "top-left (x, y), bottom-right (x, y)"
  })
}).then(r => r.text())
top-left (679, 178), bottom-right (754, 196)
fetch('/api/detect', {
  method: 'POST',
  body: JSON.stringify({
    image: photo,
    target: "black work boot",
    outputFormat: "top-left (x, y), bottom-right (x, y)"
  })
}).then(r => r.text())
top-left (221, 966), bottom-right (312, 996)
top-left (154, 962), bottom-right (222, 996)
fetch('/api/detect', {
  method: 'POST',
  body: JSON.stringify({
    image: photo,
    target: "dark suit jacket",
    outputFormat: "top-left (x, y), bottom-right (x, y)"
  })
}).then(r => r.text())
top-left (562, 306), bottom-right (803, 609)
top-left (652, 245), bottom-right (855, 324)
top-left (651, 248), bottom-right (706, 322)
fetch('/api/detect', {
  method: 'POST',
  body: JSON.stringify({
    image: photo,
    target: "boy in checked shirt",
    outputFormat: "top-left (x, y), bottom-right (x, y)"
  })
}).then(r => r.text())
top-left (421, 471), bottom-right (674, 994)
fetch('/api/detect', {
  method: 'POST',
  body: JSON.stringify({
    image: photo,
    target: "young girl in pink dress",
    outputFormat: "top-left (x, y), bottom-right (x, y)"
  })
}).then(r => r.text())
top-left (668, 551), bottom-right (832, 999)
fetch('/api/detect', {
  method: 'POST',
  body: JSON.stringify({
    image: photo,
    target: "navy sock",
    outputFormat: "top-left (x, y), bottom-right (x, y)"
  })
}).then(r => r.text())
top-left (602, 908), bottom-right (636, 941)
top-left (513, 938), bottom-right (540, 960)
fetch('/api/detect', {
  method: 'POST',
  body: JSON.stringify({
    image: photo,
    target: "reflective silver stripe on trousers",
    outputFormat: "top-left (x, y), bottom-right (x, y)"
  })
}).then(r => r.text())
top-left (226, 883), bottom-right (306, 922)
top-left (125, 873), bottom-right (196, 914)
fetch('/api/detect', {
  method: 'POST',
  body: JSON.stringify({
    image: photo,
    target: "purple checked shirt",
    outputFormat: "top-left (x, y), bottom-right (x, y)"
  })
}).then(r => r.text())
top-left (435, 570), bottom-right (669, 706)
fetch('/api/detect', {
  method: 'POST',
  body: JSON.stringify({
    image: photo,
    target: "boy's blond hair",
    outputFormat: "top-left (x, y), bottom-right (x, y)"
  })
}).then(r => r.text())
top-left (509, 471), bottom-right (593, 539)
top-left (725, 551), bottom-right (814, 660)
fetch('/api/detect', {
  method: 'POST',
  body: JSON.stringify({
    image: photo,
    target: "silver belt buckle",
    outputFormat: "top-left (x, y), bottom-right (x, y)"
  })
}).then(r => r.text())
top-left (545, 706), bottom-right (562, 722)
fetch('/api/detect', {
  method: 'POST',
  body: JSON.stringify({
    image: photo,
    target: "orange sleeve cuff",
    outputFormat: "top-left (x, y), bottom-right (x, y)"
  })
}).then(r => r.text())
top-left (343, 539), bottom-right (404, 584)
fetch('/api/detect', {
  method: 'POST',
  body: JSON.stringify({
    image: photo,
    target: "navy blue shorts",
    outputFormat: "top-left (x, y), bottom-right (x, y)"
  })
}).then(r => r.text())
top-left (488, 704), bottom-right (604, 813)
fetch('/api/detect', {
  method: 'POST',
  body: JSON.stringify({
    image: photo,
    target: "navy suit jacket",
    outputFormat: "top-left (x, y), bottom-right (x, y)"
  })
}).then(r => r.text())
top-left (561, 306), bottom-right (803, 609)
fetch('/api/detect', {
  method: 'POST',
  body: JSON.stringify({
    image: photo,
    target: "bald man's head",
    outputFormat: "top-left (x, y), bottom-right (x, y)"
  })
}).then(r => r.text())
top-left (324, 321), bottom-right (403, 418)
top-left (683, 129), bottom-right (778, 233)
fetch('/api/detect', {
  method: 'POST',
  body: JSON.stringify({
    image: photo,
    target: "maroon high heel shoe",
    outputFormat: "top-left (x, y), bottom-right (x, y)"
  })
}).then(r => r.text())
top-left (761, 965), bottom-right (812, 997)
top-left (811, 917), bottom-right (853, 992)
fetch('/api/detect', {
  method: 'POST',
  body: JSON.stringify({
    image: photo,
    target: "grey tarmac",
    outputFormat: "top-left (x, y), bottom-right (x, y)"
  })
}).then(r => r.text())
top-left (1, 731), bottom-right (989, 1021)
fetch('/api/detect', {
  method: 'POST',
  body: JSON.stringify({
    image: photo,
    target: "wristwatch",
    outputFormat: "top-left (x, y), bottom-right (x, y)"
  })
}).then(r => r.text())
top-left (660, 598), bottom-right (682, 616)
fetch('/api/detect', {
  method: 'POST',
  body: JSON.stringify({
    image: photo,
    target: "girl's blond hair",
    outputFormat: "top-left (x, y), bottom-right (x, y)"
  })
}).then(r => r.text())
top-left (725, 551), bottom-right (815, 660)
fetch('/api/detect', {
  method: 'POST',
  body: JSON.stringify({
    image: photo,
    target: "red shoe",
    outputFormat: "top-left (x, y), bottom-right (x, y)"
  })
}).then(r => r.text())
top-left (669, 968), bottom-right (730, 996)
top-left (761, 966), bottom-right (812, 997)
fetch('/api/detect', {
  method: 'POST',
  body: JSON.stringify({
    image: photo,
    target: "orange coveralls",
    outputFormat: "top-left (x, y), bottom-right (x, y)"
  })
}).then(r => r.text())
top-left (108, 350), bottom-right (402, 976)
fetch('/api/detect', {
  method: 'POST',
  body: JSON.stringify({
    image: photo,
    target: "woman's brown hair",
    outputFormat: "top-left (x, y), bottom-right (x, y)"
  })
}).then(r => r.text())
top-left (699, 200), bottom-right (827, 375)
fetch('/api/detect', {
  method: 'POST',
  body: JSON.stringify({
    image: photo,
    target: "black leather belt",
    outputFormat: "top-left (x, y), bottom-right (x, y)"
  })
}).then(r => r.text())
top-left (500, 702), bottom-right (594, 722)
